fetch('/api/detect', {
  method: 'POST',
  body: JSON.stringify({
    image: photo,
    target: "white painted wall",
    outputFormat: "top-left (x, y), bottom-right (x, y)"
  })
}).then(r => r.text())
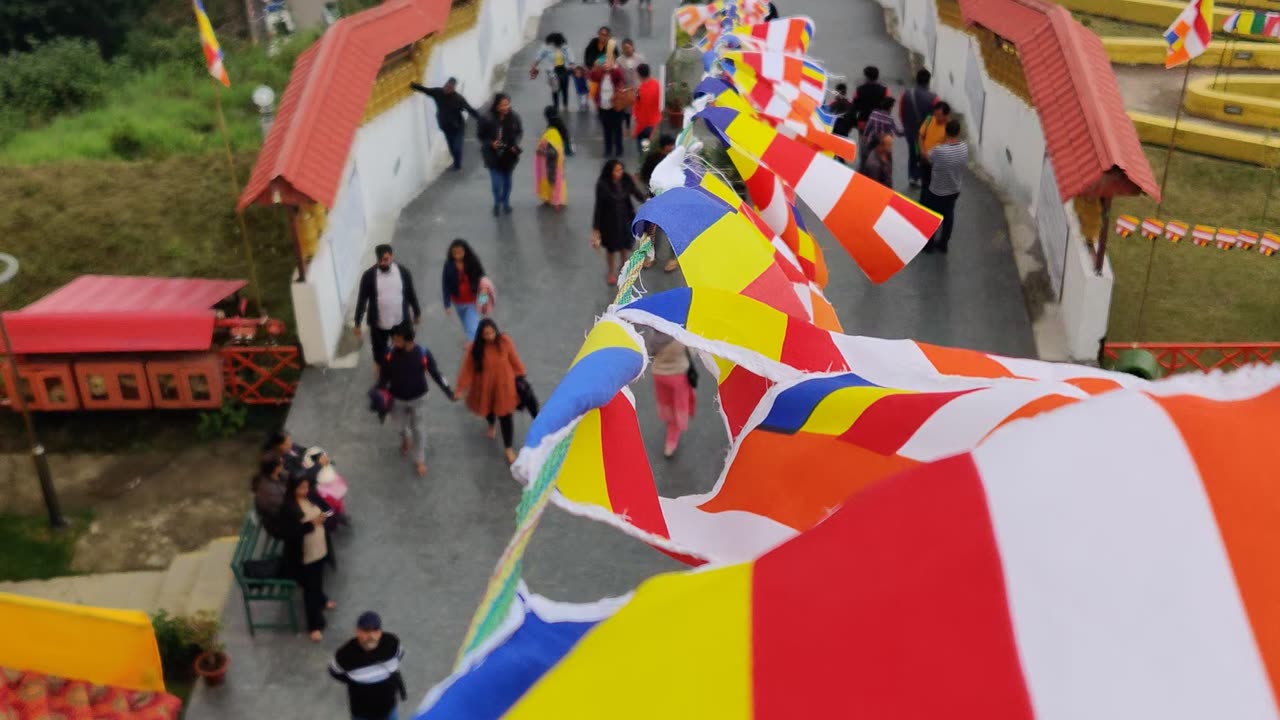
top-left (877, 0), bottom-right (1111, 361)
top-left (292, 0), bottom-right (556, 364)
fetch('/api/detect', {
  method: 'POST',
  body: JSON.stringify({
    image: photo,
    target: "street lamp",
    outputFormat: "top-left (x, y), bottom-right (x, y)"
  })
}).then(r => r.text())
top-left (253, 85), bottom-right (276, 140)
top-left (0, 253), bottom-right (66, 529)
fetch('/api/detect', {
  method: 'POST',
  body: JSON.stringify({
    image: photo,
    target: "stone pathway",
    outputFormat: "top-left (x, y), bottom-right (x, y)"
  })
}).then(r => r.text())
top-left (186, 1), bottom-right (1033, 717)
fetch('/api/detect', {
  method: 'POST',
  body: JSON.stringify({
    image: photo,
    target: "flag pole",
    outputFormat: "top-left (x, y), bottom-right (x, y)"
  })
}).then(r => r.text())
top-left (213, 83), bottom-right (266, 315)
top-left (1135, 59), bottom-right (1193, 339)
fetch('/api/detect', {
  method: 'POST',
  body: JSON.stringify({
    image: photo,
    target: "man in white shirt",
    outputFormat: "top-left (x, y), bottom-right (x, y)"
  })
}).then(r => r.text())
top-left (354, 244), bottom-right (421, 369)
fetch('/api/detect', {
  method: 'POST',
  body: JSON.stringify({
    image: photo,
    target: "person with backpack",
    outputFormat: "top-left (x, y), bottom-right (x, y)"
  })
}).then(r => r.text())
top-left (478, 93), bottom-right (523, 216)
top-left (899, 68), bottom-right (938, 188)
top-left (852, 66), bottom-right (891, 135)
top-left (379, 324), bottom-right (454, 477)
top-left (590, 60), bottom-right (628, 156)
top-left (530, 33), bottom-right (575, 113)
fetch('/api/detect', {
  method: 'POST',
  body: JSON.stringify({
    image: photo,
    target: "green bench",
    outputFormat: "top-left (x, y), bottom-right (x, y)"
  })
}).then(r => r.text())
top-left (230, 512), bottom-right (299, 636)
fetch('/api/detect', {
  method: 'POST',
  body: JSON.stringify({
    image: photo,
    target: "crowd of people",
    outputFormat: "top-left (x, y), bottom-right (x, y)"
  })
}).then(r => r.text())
top-left (823, 65), bottom-right (969, 253)
top-left (240, 10), bottom-right (982, 720)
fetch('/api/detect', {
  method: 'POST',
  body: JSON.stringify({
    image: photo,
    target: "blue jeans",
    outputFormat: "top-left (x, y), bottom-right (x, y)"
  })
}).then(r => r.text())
top-left (443, 127), bottom-right (464, 169)
top-left (352, 709), bottom-right (398, 720)
top-left (454, 302), bottom-right (481, 340)
top-left (488, 168), bottom-right (513, 209)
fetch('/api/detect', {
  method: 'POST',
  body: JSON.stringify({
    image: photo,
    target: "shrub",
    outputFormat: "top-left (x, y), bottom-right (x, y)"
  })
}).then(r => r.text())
top-left (197, 399), bottom-right (249, 441)
top-left (0, 38), bottom-right (112, 123)
top-left (152, 610), bottom-right (224, 680)
top-left (108, 122), bottom-right (146, 160)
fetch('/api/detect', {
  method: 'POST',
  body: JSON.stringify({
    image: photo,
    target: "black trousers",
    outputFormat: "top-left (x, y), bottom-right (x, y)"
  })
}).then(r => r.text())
top-left (300, 559), bottom-right (328, 632)
top-left (919, 161), bottom-right (933, 200)
top-left (599, 109), bottom-right (624, 156)
top-left (921, 189), bottom-right (960, 250)
top-left (485, 413), bottom-right (515, 449)
top-left (551, 66), bottom-right (570, 110)
top-left (370, 326), bottom-right (392, 366)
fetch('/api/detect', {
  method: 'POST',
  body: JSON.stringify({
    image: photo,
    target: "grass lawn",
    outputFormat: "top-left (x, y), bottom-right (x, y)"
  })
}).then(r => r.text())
top-left (0, 151), bottom-right (296, 320)
top-left (1107, 145), bottom-right (1280, 342)
top-left (0, 31), bottom-right (318, 165)
top-left (0, 512), bottom-right (89, 581)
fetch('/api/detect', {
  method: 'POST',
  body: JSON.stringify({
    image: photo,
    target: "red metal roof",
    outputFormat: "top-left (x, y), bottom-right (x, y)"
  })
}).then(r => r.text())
top-left (238, 0), bottom-right (450, 211)
top-left (2, 276), bottom-right (246, 355)
top-left (959, 0), bottom-right (1161, 202)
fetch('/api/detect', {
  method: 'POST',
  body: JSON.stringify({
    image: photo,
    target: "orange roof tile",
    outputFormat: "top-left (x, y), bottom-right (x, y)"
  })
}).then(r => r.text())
top-left (959, 0), bottom-right (1160, 202)
top-left (238, 0), bottom-right (450, 211)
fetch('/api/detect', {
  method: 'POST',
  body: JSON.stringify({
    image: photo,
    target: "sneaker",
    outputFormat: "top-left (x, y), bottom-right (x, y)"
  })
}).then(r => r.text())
top-left (492, 205), bottom-right (500, 217)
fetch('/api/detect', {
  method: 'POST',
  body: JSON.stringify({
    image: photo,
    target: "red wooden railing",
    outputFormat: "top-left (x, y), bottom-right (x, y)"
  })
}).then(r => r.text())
top-left (220, 345), bottom-right (302, 405)
top-left (1102, 342), bottom-right (1280, 374)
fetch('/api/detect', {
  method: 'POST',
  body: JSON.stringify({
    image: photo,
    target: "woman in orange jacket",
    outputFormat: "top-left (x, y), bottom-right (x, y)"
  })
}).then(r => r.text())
top-left (455, 318), bottom-right (529, 463)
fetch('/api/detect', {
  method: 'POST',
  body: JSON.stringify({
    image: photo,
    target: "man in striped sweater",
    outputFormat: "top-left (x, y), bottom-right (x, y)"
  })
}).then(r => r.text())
top-left (330, 612), bottom-right (407, 720)
top-left (921, 119), bottom-right (968, 254)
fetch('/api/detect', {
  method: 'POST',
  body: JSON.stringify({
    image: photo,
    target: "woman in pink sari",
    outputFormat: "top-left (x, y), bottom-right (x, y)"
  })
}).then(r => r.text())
top-left (649, 331), bottom-right (696, 457)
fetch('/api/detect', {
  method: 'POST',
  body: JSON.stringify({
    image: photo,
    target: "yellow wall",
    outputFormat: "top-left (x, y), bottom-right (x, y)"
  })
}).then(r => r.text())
top-left (1103, 37), bottom-right (1280, 68)
top-left (0, 593), bottom-right (165, 692)
top-left (1058, 0), bottom-right (1274, 33)
top-left (1129, 110), bottom-right (1280, 166)
top-left (1186, 75), bottom-right (1280, 128)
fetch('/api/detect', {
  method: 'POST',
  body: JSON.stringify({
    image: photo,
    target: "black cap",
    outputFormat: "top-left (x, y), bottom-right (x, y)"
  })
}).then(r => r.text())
top-left (356, 611), bottom-right (382, 630)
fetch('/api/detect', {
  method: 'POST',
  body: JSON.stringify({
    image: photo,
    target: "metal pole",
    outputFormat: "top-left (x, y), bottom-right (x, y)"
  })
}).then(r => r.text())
top-left (1095, 196), bottom-right (1112, 276)
top-left (0, 253), bottom-right (65, 529)
top-left (214, 84), bottom-right (267, 316)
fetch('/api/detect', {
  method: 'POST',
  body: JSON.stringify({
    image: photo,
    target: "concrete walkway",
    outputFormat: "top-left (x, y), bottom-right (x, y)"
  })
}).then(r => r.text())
top-left (186, 1), bottom-right (1032, 717)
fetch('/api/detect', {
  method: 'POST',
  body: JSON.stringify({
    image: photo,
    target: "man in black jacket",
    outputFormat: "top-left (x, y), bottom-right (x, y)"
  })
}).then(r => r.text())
top-left (852, 66), bottom-right (891, 134)
top-left (329, 612), bottom-right (406, 720)
top-left (380, 325), bottom-right (452, 477)
top-left (354, 244), bottom-right (421, 371)
top-left (410, 78), bottom-right (480, 171)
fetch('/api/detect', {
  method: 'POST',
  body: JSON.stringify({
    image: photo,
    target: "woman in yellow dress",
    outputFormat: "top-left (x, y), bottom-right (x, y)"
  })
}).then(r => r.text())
top-left (535, 105), bottom-right (569, 210)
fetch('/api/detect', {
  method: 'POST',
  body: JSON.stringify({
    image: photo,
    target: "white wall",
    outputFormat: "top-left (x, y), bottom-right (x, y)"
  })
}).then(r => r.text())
top-left (878, 0), bottom-right (1109, 362)
top-left (293, 0), bottom-right (556, 365)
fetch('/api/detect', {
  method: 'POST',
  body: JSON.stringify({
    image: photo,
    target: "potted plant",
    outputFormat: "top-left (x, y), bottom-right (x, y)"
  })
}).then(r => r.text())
top-left (188, 611), bottom-right (229, 687)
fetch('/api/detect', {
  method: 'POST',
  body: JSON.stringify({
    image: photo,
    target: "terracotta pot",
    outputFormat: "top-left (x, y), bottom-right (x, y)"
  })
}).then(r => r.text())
top-left (194, 651), bottom-right (229, 687)
top-left (664, 109), bottom-right (685, 130)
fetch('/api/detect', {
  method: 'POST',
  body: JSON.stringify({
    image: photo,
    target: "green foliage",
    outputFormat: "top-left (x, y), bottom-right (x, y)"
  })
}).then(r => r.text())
top-left (152, 610), bottom-right (223, 680)
top-left (0, 38), bottom-right (113, 128)
top-left (0, 31), bottom-right (317, 164)
top-left (0, 512), bottom-right (89, 581)
top-left (0, 0), bottom-right (154, 58)
top-left (197, 400), bottom-right (250, 441)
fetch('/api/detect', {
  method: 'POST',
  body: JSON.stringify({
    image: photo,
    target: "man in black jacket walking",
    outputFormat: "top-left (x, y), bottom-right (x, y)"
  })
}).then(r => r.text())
top-left (380, 325), bottom-right (452, 477)
top-left (410, 78), bottom-right (480, 171)
top-left (354, 244), bottom-right (421, 371)
top-left (329, 611), bottom-right (406, 720)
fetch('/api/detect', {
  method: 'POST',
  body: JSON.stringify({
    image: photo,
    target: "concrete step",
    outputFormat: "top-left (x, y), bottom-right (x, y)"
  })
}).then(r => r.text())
top-left (153, 551), bottom-right (203, 616)
top-left (183, 537), bottom-right (237, 618)
top-left (0, 571), bottom-right (164, 612)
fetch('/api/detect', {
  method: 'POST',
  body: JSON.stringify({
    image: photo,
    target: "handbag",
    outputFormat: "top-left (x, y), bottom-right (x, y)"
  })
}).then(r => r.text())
top-left (242, 557), bottom-right (282, 580)
top-left (685, 349), bottom-right (699, 389)
top-left (515, 376), bottom-right (540, 417)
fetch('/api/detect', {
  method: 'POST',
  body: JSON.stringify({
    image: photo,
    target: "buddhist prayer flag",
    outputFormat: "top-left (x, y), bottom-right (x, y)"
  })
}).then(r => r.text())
top-left (1164, 0), bottom-right (1215, 68)
top-left (418, 376), bottom-right (1280, 718)
top-left (1140, 217), bottom-right (1165, 239)
top-left (731, 17), bottom-right (815, 54)
top-left (1165, 219), bottom-right (1189, 242)
top-left (698, 106), bottom-right (940, 283)
top-left (1114, 215), bottom-right (1139, 237)
top-left (193, 0), bottom-right (230, 87)
top-left (1262, 232), bottom-right (1280, 255)
top-left (1224, 10), bottom-right (1280, 38)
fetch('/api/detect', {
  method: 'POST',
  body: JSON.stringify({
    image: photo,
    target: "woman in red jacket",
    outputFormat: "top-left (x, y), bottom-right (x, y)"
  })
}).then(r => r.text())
top-left (590, 60), bottom-right (628, 157)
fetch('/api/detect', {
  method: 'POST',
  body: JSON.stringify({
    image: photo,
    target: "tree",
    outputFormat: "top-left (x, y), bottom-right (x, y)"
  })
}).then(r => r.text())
top-left (0, 0), bottom-right (154, 58)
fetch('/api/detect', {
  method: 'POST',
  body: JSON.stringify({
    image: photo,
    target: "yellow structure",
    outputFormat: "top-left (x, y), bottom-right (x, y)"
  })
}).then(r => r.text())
top-left (0, 592), bottom-right (165, 692)
top-left (1103, 36), bottom-right (1280, 68)
top-left (1186, 74), bottom-right (1280, 127)
top-left (1128, 110), bottom-right (1280, 166)
top-left (1056, 0), bottom-right (1268, 33)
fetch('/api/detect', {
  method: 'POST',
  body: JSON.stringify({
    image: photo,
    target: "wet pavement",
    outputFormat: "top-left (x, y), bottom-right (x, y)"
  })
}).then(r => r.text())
top-left (186, 0), bottom-right (1033, 717)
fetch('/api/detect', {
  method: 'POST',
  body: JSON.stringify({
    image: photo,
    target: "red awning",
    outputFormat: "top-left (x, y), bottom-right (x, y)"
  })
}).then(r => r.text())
top-left (2, 275), bottom-right (246, 354)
